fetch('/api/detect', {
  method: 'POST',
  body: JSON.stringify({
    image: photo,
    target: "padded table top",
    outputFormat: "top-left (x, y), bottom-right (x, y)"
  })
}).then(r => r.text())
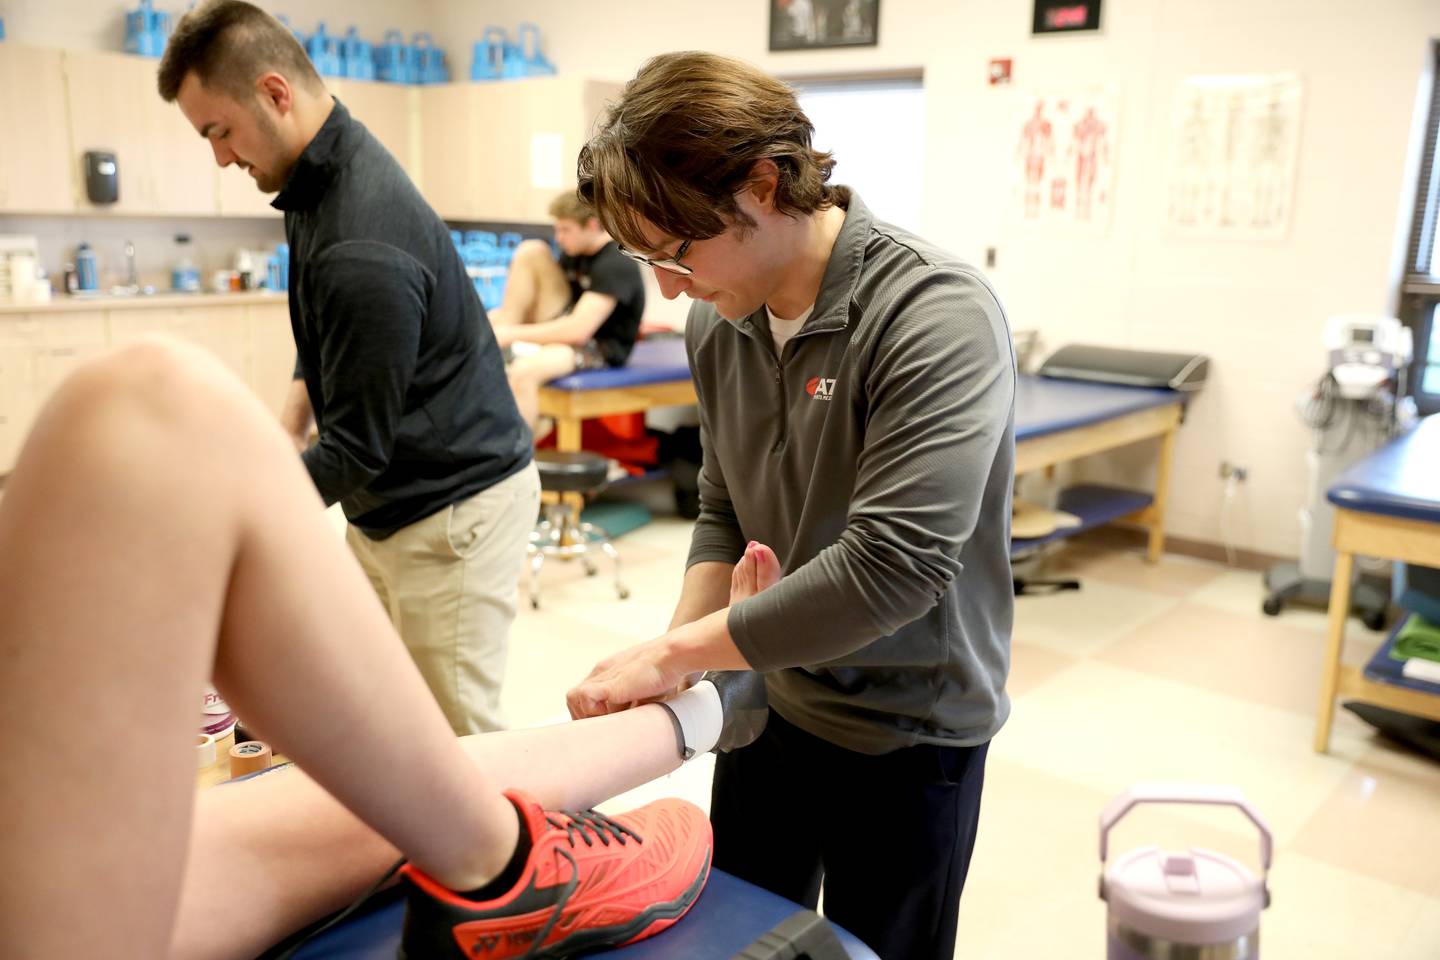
top-left (1015, 374), bottom-right (1182, 441)
top-left (1327, 415), bottom-right (1440, 523)
top-left (547, 337), bottom-right (691, 391)
top-left (291, 868), bottom-right (877, 959)
top-left (546, 346), bottom-right (1185, 441)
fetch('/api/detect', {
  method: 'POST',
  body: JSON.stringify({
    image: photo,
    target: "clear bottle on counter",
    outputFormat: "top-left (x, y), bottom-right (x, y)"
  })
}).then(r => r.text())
top-left (171, 233), bottom-right (201, 292)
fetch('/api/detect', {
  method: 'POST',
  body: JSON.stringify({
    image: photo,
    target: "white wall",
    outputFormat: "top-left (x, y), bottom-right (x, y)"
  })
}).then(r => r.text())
top-left (434, 0), bottom-right (1440, 557)
top-left (6, 0), bottom-right (1439, 556)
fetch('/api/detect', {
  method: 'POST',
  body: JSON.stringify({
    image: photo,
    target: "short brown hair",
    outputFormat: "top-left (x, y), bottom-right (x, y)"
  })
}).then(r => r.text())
top-left (548, 191), bottom-right (597, 225)
top-left (157, 0), bottom-right (322, 103)
top-left (577, 52), bottom-right (837, 253)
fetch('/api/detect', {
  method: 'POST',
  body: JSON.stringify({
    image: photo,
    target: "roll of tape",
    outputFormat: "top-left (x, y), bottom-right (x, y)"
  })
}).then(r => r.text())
top-left (196, 733), bottom-right (216, 769)
top-left (229, 740), bottom-right (273, 779)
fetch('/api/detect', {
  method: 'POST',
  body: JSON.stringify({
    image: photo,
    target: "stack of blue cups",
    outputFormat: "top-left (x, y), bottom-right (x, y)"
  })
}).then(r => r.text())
top-left (375, 29), bottom-right (410, 83)
top-left (340, 28), bottom-right (375, 80)
top-left (124, 0), bottom-right (173, 58)
top-left (306, 22), bottom-right (342, 77)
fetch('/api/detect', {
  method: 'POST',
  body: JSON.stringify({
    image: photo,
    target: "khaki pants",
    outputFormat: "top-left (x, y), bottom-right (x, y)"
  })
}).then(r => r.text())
top-left (346, 463), bottom-right (540, 735)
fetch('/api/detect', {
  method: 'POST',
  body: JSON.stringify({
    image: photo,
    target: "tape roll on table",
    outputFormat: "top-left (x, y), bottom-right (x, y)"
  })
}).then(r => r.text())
top-left (229, 740), bottom-right (273, 779)
top-left (196, 733), bottom-right (216, 769)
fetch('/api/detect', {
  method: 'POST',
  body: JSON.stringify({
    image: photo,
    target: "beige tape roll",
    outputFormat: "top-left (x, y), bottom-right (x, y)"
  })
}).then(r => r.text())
top-left (196, 733), bottom-right (216, 769)
top-left (228, 740), bottom-right (273, 779)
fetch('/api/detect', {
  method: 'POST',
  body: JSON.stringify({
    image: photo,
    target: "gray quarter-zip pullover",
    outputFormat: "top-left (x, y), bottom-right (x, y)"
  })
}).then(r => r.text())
top-left (686, 190), bottom-right (1015, 754)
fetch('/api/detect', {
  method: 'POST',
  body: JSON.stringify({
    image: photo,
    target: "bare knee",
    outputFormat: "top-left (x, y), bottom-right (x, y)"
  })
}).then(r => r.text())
top-left (513, 239), bottom-right (555, 264)
top-left (44, 336), bottom-right (249, 447)
top-left (86, 336), bottom-right (231, 407)
top-left (507, 359), bottom-right (543, 391)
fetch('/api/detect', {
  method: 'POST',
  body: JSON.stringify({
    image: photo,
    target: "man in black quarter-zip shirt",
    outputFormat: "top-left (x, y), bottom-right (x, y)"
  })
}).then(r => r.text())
top-left (159, 0), bottom-right (538, 736)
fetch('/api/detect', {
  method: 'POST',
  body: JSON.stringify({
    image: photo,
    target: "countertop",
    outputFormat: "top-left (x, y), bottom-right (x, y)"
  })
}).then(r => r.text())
top-left (0, 291), bottom-right (287, 315)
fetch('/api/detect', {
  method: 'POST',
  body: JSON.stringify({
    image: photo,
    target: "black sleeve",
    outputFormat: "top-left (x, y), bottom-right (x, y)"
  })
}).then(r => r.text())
top-left (584, 247), bottom-right (642, 304)
top-left (299, 241), bottom-right (431, 505)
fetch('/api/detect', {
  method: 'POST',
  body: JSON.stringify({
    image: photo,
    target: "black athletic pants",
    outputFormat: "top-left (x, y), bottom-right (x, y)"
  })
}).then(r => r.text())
top-left (711, 710), bottom-right (989, 960)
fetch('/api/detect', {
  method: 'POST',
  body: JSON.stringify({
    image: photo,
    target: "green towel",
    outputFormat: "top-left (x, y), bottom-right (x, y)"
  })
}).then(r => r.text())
top-left (1392, 614), bottom-right (1440, 664)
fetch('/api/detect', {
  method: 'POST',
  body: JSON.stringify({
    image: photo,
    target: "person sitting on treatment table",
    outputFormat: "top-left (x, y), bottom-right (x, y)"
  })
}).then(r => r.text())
top-left (489, 191), bottom-right (647, 432)
top-left (0, 336), bottom-right (777, 960)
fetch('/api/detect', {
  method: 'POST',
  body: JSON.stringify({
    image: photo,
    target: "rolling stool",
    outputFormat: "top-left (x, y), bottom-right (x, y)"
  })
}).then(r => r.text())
top-left (528, 450), bottom-right (628, 609)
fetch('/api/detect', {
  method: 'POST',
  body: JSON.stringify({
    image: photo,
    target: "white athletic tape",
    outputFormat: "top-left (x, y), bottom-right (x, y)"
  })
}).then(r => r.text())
top-left (197, 733), bottom-right (216, 769)
top-left (663, 680), bottom-right (723, 759)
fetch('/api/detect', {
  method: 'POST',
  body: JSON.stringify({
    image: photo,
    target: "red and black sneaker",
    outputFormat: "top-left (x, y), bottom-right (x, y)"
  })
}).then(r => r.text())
top-left (396, 789), bottom-right (711, 959)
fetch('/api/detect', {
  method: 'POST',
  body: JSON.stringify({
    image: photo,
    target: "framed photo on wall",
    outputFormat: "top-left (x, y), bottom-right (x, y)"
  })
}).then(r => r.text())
top-left (770, 0), bottom-right (880, 51)
top-left (1033, 0), bottom-right (1102, 35)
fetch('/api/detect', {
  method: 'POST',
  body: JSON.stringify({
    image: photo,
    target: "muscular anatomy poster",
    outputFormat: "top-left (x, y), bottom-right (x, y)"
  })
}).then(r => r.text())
top-left (1013, 86), bottom-right (1119, 231)
top-left (1166, 75), bottom-right (1303, 237)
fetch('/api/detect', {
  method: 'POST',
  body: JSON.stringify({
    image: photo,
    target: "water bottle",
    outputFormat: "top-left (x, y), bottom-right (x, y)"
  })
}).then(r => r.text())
top-left (1100, 785), bottom-right (1272, 960)
top-left (171, 233), bottom-right (200, 292)
top-left (75, 243), bottom-right (98, 292)
top-left (273, 242), bottom-right (290, 292)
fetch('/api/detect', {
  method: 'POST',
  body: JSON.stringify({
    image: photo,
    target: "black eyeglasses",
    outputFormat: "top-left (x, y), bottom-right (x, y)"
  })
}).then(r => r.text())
top-left (618, 239), bottom-right (693, 276)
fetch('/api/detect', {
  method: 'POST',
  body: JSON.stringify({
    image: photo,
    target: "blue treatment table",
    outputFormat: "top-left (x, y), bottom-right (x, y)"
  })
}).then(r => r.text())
top-left (539, 337), bottom-right (696, 455)
top-left (1314, 414), bottom-right (1440, 752)
top-left (540, 346), bottom-right (1188, 561)
top-left (286, 867), bottom-right (877, 959)
top-left (1013, 374), bottom-right (1185, 563)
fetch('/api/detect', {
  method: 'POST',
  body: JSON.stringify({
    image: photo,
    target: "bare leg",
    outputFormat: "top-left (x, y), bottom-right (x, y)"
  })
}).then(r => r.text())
top-left (508, 344), bottom-right (580, 430)
top-left (489, 239), bottom-right (570, 328)
top-left (170, 541), bottom-right (787, 960)
top-left (172, 708), bottom-right (680, 960)
top-left (0, 339), bottom-right (517, 959)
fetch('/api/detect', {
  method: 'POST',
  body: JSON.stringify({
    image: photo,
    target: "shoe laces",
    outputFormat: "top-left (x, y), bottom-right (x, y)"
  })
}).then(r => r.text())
top-left (522, 809), bottom-right (643, 958)
top-left (544, 808), bottom-right (643, 849)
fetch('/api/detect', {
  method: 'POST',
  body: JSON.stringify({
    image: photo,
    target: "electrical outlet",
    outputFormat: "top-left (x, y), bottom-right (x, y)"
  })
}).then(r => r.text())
top-left (1219, 461), bottom-right (1249, 482)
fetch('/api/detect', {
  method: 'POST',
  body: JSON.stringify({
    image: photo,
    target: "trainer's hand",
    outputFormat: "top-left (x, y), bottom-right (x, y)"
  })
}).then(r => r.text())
top-left (567, 639), bottom-right (693, 719)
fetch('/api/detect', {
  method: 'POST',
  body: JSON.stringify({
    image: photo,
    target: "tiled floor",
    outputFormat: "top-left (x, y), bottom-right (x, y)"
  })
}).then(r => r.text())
top-left (500, 520), bottom-right (1440, 959)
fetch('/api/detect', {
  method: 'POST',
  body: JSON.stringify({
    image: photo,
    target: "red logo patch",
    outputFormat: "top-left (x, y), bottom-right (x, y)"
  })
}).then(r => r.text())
top-left (805, 376), bottom-right (837, 400)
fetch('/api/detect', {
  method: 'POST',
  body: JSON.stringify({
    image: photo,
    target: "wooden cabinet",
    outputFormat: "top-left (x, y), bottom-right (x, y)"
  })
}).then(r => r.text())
top-left (110, 305), bottom-right (251, 383)
top-left (418, 82), bottom-right (483, 219)
top-left (419, 77), bottom-right (619, 222)
top-left (0, 46), bottom-right (75, 213)
top-left (0, 311), bottom-right (109, 472)
top-left (333, 80), bottom-right (417, 183)
top-left (0, 318), bottom-right (38, 470)
top-left (29, 311), bottom-right (111, 404)
top-left (143, 70), bottom-right (222, 215)
top-left (63, 50), bottom-right (218, 216)
top-left (248, 302), bottom-right (297, 415)
top-left (4, 41), bottom-right (616, 223)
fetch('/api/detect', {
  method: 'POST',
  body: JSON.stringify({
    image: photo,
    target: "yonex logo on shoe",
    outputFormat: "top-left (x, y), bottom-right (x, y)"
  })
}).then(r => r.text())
top-left (467, 930), bottom-right (539, 954)
top-left (805, 376), bottom-right (837, 400)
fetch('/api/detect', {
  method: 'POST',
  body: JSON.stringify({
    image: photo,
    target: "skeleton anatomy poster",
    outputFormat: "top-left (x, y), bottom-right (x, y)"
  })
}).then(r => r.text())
top-left (1013, 86), bottom-right (1119, 231)
top-left (1166, 75), bottom-right (1303, 237)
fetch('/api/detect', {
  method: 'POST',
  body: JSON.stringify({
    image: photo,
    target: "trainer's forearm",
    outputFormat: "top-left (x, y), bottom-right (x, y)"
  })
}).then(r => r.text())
top-left (169, 706), bottom-right (680, 960)
top-left (668, 561), bottom-right (733, 630)
top-left (278, 378), bottom-right (314, 451)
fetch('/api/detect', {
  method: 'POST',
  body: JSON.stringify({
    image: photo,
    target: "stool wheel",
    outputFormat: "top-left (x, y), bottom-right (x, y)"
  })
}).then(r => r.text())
top-left (525, 501), bottom-right (627, 609)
